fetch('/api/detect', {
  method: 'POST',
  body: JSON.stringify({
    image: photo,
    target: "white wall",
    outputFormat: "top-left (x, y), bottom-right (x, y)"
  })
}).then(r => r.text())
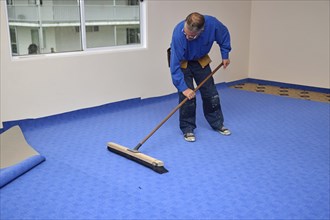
top-left (0, 1), bottom-right (251, 127)
top-left (249, 0), bottom-right (329, 88)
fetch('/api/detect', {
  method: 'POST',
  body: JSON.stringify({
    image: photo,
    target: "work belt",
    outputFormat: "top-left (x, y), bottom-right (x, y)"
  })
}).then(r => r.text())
top-left (180, 54), bottom-right (212, 69)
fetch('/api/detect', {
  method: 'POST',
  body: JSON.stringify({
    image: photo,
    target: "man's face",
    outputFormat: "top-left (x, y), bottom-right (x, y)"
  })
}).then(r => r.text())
top-left (182, 27), bottom-right (203, 41)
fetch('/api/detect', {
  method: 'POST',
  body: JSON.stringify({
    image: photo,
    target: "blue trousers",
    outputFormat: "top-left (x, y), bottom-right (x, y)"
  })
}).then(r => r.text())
top-left (179, 61), bottom-right (224, 134)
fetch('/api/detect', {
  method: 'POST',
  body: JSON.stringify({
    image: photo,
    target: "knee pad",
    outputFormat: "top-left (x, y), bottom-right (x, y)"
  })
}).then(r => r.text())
top-left (203, 95), bottom-right (220, 113)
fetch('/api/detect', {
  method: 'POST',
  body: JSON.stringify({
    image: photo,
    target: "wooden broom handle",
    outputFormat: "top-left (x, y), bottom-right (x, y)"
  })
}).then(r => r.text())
top-left (134, 62), bottom-right (224, 151)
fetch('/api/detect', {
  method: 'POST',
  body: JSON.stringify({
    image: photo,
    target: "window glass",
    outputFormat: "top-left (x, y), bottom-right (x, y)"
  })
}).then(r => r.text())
top-left (6, 0), bottom-right (143, 56)
top-left (84, 0), bottom-right (140, 48)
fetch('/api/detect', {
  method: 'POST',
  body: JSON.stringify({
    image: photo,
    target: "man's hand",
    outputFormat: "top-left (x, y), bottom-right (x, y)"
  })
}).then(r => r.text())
top-left (223, 59), bottom-right (230, 69)
top-left (183, 88), bottom-right (195, 100)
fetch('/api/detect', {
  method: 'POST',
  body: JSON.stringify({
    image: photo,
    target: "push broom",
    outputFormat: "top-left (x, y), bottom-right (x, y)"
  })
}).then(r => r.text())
top-left (107, 62), bottom-right (224, 174)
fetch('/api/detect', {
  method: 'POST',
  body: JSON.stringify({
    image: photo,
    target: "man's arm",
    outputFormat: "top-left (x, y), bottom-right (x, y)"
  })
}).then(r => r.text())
top-left (170, 33), bottom-right (188, 92)
top-left (214, 19), bottom-right (231, 68)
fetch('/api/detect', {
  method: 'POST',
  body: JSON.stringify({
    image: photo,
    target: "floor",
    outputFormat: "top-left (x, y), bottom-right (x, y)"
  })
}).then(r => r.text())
top-left (230, 82), bottom-right (330, 103)
top-left (0, 84), bottom-right (329, 219)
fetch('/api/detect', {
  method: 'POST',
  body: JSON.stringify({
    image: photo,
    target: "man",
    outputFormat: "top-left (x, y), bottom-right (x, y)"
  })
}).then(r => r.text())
top-left (28, 43), bottom-right (38, 54)
top-left (169, 12), bottom-right (231, 142)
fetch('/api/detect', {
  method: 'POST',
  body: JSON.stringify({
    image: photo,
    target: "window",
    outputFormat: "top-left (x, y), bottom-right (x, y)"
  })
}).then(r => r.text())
top-left (6, 0), bottom-right (144, 56)
top-left (126, 28), bottom-right (140, 44)
top-left (31, 29), bottom-right (39, 45)
top-left (9, 27), bottom-right (18, 55)
top-left (6, 0), bottom-right (13, 6)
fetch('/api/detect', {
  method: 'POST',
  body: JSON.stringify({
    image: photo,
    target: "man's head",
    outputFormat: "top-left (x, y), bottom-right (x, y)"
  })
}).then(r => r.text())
top-left (28, 44), bottom-right (38, 54)
top-left (183, 12), bottom-right (205, 40)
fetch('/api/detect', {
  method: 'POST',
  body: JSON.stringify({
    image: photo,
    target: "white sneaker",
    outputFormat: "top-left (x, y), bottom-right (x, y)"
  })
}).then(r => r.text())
top-left (184, 133), bottom-right (196, 142)
top-left (218, 127), bottom-right (231, 136)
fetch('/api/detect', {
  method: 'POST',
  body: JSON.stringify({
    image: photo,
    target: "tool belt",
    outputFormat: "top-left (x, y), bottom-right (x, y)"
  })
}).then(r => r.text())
top-left (167, 48), bottom-right (171, 67)
top-left (166, 47), bottom-right (211, 69)
top-left (180, 54), bottom-right (212, 69)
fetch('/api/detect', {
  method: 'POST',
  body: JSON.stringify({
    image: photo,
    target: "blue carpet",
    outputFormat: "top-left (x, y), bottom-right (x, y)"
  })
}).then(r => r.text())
top-left (0, 85), bottom-right (329, 219)
top-left (0, 126), bottom-right (46, 188)
top-left (0, 155), bottom-right (45, 188)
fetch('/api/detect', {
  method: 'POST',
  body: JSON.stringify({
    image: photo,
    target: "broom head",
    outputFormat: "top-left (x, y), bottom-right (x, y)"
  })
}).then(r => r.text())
top-left (107, 142), bottom-right (168, 174)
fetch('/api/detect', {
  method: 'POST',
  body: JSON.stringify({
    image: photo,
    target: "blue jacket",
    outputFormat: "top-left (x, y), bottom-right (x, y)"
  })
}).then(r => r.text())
top-left (170, 15), bottom-right (231, 92)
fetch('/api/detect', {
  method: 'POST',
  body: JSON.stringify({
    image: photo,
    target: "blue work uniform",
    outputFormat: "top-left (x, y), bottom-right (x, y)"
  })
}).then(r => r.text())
top-left (169, 15), bottom-right (231, 134)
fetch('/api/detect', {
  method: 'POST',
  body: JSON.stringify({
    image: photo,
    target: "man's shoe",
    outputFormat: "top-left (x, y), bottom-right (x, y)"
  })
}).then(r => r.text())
top-left (218, 126), bottom-right (231, 136)
top-left (184, 133), bottom-right (196, 142)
